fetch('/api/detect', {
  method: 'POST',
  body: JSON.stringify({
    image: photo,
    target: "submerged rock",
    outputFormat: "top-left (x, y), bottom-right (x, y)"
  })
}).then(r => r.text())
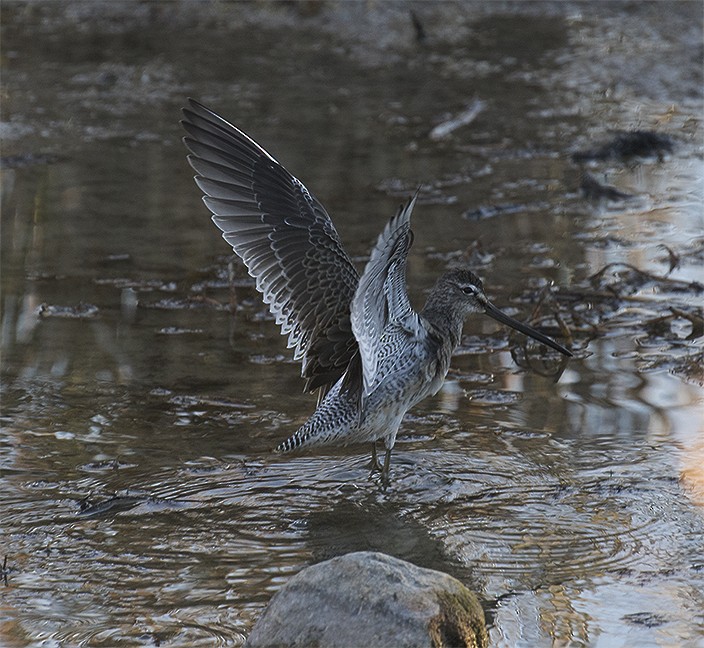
top-left (245, 551), bottom-right (487, 648)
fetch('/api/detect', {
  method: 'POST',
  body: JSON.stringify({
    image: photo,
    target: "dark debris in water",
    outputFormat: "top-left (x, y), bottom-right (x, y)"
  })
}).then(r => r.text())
top-left (156, 326), bottom-right (204, 335)
top-left (36, 303), bottom-right (99, 319)
top-left (510, 342), bottom-right (572, 379)
top-left (93, 277), bottom-right (177, 292)
top-left (376, 178), bottom-right (458, 205)
top-left (146, 295), bottom-right (229, 311)
top-left (621, 612), bottom-right (669, 628)
top-left (465, 389), bottom-right (522, 406)
top-left (579, 171), bottom-right (634, 202)
top-left (541, 260), bottom-right (704, 379)
top-left (0, 152), bottom-right (65, 169)
top-left (588, 263), bottom-right (704, 297)
top-left (463, 251), bottom-right (704, 380)
top-left (164, 393), bottom-right (256, 410)
top-left (462, 201), bottom-right (551, 221)
top-left (652, 307), bottom-right (704, 341)
top-left (571, 130), bottom-right (675, 163)
top-left (77, 493), bottom-right (146, 519)
top-left (463, 202), bottom-right (524, 221)
top-left (657, 244), bottom-right (681, 275)
top-left (75, 490), bottom-right (192, 520)
top-left (427, 240), bottom-right (495, 270)
top-left (78, 458), bottom-right (137, 472)
top-left (643, 350), bottom-right (704, 386)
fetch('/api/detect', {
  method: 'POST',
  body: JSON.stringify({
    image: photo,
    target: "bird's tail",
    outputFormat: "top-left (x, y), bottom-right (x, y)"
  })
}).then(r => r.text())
top-left (274, 383), bottom-right (360, 452)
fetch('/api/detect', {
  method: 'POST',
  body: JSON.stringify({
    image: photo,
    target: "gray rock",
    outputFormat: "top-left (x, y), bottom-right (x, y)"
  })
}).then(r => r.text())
top-left (245, 551), bottom-right (487, 648)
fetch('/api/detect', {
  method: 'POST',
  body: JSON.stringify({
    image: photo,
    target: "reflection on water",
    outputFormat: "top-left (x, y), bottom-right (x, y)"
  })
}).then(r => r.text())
top-left (2, 2), bottom-right (703, 647)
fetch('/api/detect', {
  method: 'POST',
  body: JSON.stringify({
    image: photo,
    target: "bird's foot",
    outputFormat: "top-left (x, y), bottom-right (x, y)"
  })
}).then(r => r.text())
top-left (366, 442), bottom-right (384, 475)
top-left (367, 443), bottom-right (393, 488)
top-left (380, 447), bottom-right (392, 489)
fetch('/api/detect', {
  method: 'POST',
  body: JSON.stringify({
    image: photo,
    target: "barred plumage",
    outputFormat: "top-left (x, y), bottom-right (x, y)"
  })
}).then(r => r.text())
top-left (182, 99), bottom-right (573, 484)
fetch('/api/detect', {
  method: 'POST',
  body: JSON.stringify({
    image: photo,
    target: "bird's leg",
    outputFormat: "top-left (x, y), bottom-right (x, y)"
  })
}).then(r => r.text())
top-left (367, 442), bottom-right (384, 474)
top-left (380, 448), bottom-right (393, 488)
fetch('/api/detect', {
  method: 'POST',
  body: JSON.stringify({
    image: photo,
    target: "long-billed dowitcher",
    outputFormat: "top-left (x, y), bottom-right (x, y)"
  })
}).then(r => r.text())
top-left (181, 99), bottom-right (572, 483)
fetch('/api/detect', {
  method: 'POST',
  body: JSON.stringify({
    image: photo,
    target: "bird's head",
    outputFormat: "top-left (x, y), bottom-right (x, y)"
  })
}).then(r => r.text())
top-left (433, 267), bottom-right (572, 357)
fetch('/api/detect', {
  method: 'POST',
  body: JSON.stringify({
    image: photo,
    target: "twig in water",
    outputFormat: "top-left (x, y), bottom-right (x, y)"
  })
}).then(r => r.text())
top-left (430, 99), bottom-right (485, 141)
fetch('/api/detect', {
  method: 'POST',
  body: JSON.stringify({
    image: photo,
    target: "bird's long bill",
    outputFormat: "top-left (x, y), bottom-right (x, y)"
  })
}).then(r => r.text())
top-left (484, 301), bottom-right (573, 357)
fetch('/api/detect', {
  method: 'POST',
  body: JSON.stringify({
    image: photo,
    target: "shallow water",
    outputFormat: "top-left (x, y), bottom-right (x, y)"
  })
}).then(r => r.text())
top-left (2, 2), bottom-right (703, 647)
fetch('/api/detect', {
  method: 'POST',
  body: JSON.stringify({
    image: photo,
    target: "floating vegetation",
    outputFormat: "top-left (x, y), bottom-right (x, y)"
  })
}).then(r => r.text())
top-left (146, 296), bottom-right (228, 310)
top-left (588, 263), bottom-right (703, 296)
top-left (156, 326), bottom-right (204, 335)
top-left (667, 350), bottom-right (704, 386)
top-left (532, 259), bottom-right (704, 380)
top-left (462, 201), bottom-right (550, 221)
top-left (37, 303), bottom-right (99, 319)
top-left (579, 171), bottom-right (633, 201)
top-left (571, 130), bottom-right (675, 163)
top-left (93, 277), bottom-right (177, 292)
top-left (465, 388), bottom-right (522, 406)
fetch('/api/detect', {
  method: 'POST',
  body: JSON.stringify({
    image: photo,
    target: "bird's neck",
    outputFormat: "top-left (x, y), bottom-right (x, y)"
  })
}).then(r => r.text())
top-left (420, 299), bottom-right (465, 354)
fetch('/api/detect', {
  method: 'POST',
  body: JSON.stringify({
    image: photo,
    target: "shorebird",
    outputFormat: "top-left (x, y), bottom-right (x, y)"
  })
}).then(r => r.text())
top-left (181, 99), bottom-right (572, 483)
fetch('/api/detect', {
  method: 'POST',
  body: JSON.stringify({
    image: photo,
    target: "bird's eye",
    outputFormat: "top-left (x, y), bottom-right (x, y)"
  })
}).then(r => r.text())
top-left (461, 285), bottom-right (476, 295)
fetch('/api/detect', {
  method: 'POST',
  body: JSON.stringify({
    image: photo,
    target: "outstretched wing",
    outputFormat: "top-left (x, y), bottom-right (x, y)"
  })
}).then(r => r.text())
top-left (181, 99), bottom-right (359, 393)
top-left (351, 192), bottom-right (423, 397)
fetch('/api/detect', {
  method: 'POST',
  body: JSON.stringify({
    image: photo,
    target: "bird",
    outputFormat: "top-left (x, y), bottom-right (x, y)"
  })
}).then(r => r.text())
top-left (181, 98), bottom-right (573, 484)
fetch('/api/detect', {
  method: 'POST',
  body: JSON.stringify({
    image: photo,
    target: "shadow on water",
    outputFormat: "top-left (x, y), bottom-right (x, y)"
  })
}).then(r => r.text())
top-left (2, 1), bottom-right (704, 647)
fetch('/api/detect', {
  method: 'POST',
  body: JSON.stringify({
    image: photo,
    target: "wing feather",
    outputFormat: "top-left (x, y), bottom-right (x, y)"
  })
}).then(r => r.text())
top-left (182, 99), bottom-right (359, 392)
top-left (351, 191), bottom-right (422, 397)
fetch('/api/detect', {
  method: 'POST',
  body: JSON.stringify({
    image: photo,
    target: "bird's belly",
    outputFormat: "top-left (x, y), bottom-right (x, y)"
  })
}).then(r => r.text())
top-left (359, 355), bottom-right (443, 437)
top-left (425, 369), bottom-right (447, 399)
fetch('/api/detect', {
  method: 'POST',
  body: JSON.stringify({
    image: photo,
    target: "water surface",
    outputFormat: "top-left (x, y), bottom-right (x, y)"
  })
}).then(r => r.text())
top-left (2, 3), bottom-right (703, 647)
